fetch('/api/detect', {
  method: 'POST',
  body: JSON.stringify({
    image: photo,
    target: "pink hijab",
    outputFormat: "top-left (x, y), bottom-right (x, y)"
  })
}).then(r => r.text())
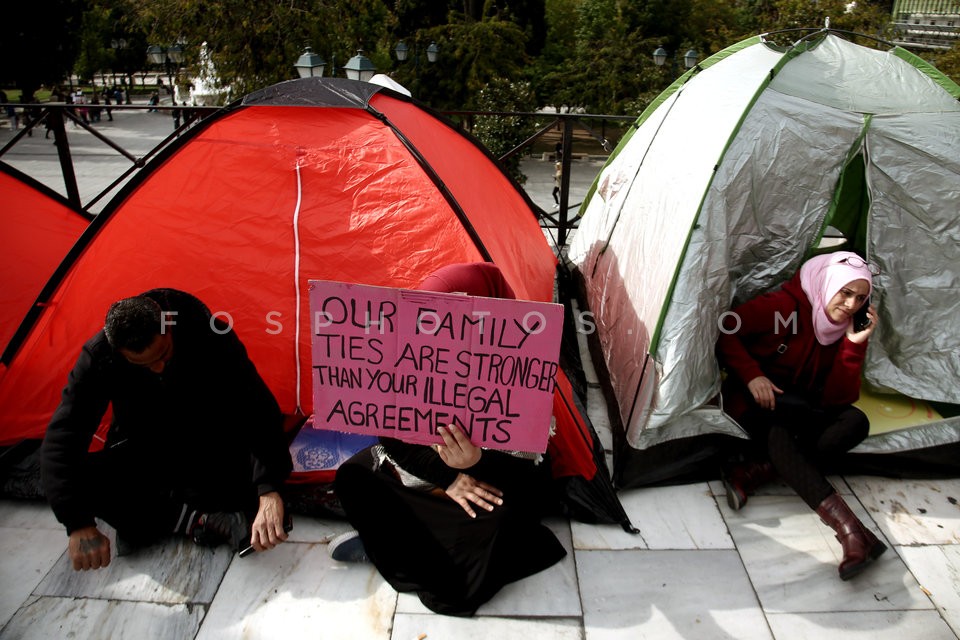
top-left (799, 251), bottom-right (873, 345)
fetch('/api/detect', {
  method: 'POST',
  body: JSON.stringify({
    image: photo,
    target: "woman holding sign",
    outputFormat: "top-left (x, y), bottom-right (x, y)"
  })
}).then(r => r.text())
top-left (332, 263), bottom-right (566, 617)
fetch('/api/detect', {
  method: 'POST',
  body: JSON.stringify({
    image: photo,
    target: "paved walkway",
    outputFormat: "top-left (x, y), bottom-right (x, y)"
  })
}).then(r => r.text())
top-left (1, 107), bottom-right (958, 640)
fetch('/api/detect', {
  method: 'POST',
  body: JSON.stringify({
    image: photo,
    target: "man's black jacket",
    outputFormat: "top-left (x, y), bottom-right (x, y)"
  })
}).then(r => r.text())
top-left (41, 289), bottom-right (292, 533)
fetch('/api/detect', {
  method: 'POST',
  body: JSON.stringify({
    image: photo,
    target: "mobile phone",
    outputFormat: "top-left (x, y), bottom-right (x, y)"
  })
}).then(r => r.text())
top-left (238, 513), bottom-right (293, 558)
top-left (853, 298), bottom-right (872, 331)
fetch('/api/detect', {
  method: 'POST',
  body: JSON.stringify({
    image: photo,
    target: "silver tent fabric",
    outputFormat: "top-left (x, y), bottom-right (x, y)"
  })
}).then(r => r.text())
top-left (863, 112), bottom-right (960, 404)
top-left (569, 40), bottom-right (783, 449)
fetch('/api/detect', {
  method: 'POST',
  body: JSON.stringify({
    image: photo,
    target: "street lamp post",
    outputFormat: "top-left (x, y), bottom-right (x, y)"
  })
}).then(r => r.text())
top-left (343, 50), bottom-right (377, 82)
top-left (292, 47), bottom-right (376, 82)
top-left (147, 44), bottom-right (185, 100)
top-left (393, 39), bottom-right (438, 96)
top-left (109, 38), bottom-right (127, 88)
top-left (294, 47), bottom-right (326, 78)
top-left (652, 46), bottom-right (699, 75)
top-left (111, 37), bottom-right (136, 102)
top-left (394, 40), bottom-right (439, 64)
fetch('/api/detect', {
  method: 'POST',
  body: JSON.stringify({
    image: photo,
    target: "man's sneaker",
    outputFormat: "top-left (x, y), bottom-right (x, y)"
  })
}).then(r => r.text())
top-left (329, 530), bottom-right (369, 563)
top-left (191, 511), bottom-right (249, 550)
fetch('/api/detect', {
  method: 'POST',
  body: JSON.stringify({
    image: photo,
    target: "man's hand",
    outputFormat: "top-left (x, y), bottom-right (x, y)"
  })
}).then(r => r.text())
top-left (436, 424), bottom-right (481, 469)
top-left (249, 491), bottom-right (288, 553)
top-left (445, 473), bottom-right (504, 518)
top-left (68, 525), bottom-right (111, 571)
top-left (747, 376), bottom-right (783, 411)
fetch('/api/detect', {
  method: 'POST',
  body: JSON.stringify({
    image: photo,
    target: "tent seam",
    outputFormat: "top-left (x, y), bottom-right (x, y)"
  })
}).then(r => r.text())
top-left (293, 161), bottom-right (304, 415)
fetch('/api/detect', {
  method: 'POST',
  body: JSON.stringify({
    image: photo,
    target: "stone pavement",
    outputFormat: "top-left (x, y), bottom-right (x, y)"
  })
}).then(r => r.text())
top-left (1, 106), bottom-right (959, 640)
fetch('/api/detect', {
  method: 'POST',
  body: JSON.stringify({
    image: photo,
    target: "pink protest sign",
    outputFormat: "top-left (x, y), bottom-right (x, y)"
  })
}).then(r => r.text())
top-left (308, 280), bottom-right (564, 453)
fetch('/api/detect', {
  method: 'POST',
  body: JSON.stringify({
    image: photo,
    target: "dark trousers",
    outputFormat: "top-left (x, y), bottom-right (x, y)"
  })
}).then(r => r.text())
top-left (739, 403), bottom-right (869, 509)
top-left (85, 441), bottom-right (257, 545)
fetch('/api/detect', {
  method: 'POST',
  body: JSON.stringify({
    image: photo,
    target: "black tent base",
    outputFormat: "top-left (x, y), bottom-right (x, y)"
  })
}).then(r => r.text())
top-left (611, 432), bottom-right (960, 491)
top-left (839, 443), bottom-right (960, 480)
top-left (612, 433), bottom-right (744, 490)
top-left (0, 439), bottom-right (43, 500)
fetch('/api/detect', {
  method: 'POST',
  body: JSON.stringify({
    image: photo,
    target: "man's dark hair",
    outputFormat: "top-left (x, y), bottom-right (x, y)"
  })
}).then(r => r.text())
top-left (104, 296), bottom-right (164, 352)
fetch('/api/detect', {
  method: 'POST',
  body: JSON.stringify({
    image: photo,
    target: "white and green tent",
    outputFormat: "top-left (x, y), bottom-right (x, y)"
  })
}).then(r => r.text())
top-left (568, 30), bottom-right (960, 487)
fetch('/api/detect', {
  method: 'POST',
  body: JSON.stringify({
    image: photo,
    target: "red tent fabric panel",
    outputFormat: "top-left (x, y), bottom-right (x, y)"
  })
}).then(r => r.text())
top-left (0, 171), bottom-right (86, 355)
top-left (370, 94), bottom-right (556, 303)
top-left (0, 104), bottom-right (553, 445)
top-left (548, 370), bottom-right (598, 479)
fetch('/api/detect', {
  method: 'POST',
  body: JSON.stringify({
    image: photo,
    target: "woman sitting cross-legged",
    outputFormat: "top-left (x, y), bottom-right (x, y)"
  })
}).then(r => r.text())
top-left (330, 263), bottom-right (566, 617)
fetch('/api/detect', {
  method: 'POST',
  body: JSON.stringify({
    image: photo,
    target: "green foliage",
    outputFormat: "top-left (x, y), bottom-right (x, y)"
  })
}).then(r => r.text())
top-left (4, 0), bottom-right (943, 115)
top-left (75, 6), bottom-right (114, 84)
top-left (0, 0), bottom-right (86, 100)
top-left (424, 16), bottom-right (531, 110)
top-left (929, 40), bottom-right (960, 84)
top-left (471, 77), bottom-right (538, 183)
top-left (123, 0), bottom-right (394, 98)
top-left (742, 0), bottom-right (896, 41)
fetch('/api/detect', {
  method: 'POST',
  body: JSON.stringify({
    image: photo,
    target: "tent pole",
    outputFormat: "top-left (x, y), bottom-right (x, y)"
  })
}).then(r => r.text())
top-left (557, 118), bottom-right (575, 248)
top-left (48, 109), bottom-right (82, 209)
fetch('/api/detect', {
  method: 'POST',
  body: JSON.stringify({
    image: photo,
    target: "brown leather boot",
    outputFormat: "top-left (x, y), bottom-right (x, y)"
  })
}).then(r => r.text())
top-left (815, 492), bottom-right (887, 580)
top-left (722, 460), bottom-right (776, 510)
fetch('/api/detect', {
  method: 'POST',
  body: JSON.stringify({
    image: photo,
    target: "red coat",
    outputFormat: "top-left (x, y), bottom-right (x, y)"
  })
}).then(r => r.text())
top-left (716, 272), bottom-right (867, 420)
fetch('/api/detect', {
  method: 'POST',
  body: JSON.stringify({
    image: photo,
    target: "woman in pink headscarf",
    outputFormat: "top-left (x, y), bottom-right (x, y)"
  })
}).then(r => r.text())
top-left (331, 263), bottom-right (566, 617)
top-left (716, 251), bottom-right (886, 580)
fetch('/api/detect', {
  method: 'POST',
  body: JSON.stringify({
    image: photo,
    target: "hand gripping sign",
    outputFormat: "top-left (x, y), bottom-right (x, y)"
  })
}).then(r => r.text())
top-left (309, 280), bottom-right (564, 453)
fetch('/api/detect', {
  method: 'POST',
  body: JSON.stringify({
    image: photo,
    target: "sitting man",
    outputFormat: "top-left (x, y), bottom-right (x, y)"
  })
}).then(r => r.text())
top-left (41, 288), bottom-right (293, 571)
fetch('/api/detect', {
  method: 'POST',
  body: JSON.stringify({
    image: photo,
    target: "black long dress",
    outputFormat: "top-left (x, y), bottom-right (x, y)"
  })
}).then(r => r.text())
top-left (334, 436), bottom-right (566, 617)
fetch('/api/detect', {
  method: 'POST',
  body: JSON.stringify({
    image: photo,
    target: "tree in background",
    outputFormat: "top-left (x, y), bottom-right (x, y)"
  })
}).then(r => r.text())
top-left (531, 0), bottom-right (579, 110)
top-left (429, 14), bottom-right (531, 110)
top-left (0, 0), bottom-right (85, 101)
top-left (7, 0), bottom-right (951, 113)
top-left (929, 40), bottom-right (960, 82)
top-left (75, 5), bottom-right (118, 87)
top-left (472, 77), bottom-right (537, 184)
top-left (389, 0), bottom-right (535, 110)
top-left (121, 0), bottom-right (395, 100)
top-left (533, 0), bottom-right (722, 114)
top-left (747, 0), bottom-right (896, 38)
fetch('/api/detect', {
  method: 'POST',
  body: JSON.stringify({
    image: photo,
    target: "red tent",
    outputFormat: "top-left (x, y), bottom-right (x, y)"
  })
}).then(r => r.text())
top-left (0, 163), bottom-right (89, 360)
top-left (0, 79), bottom-right (629, 527)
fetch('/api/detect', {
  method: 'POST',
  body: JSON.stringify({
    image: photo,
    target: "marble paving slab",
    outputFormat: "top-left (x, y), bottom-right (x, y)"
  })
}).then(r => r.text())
top-left (0, 499), bottom-right (61, 530)
top-left (844, 476), bottom-right (960, 546)
top-left (285, 513), bottom-right (354, 544)
top-left (572, 483), bottom-right (732, 550)
top-left (391, 613), bottom-right (584, 640)
top-left (195, 541), bottom-right (395, 640)
top-left (586, 385), bottom-right (613, 451)
top-left (897, 545), bottom-right (960, 637)
top-left (33, 535), bottom-right (233, 604)
top-left (396, 517), bottom-right (581, 617)
top-left (577, 549), bottom-right (772, 640)
top-left (0, 595), bottom-right (204, 640)
top-left (722, 495), bottom-right (932, 613)
top-left (765, 610), bottom-right (958, 640)
top-left (707, 476), bottom-right (853, 500)
top-left (0, 526), bottom-right (66, 629)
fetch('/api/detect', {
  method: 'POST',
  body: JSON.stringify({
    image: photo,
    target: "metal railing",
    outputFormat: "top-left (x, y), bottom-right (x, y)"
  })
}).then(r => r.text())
top-left (1, 102), bottom-right (219, 211)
